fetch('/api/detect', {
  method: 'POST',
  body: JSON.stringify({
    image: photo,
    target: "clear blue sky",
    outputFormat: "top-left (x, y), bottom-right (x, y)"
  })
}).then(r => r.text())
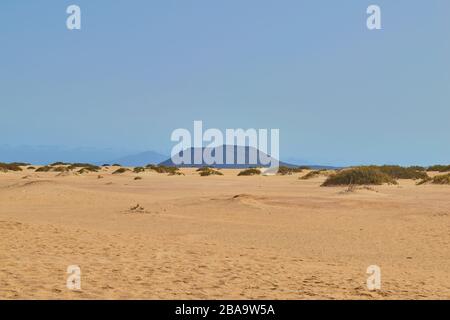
top-left (1, 0), bottom-right (449, 166)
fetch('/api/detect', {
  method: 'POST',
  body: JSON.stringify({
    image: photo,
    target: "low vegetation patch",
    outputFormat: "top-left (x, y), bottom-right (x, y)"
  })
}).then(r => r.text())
top-left (146, 164), bottom-right (181, 175)
top-left (68, 163), bottom-right (100, 172)
top-left (300, 170), bottom-right (326, 180)
top-left (52, 166), bottom-right (69, 172)
top-left (321, 167), bottom-right (397, 186)
top-left (417, 173), bottom-right (450, 185)
top-left (112, 168), bottom-right (130, 174)
top-left (277, 166), bottom-right (304, 175)
top-left (50, 162), bottom-right (69, 166)
top-left (0, 162), bottom-right (23, 172)
top-left (238, 168), bottom-right (261, 176)
top-left (133, 167), bottom-right (145, 173)
top-left (77, 168), bottom-right (93, 174)
top-left (427, 165), bottom-right (450, 172)
top-left (197, 167), bottom-right (223, 176)
top-left (361, 165), bottom-right (428, 180)
top-left (408, 166), bottom-right (426, 172)
top-left (35, 166), bottom-right (53, 172)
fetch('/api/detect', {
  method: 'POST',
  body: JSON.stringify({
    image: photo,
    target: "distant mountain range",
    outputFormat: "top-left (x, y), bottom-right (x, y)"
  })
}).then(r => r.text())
top-left (0, 145), bottom-right (338, 169)
top-left (159, 145), bottom-right (338, 169)
top-left (0, 145), bottom-right (129, 165)
top-left (104, 150), bottom-right (167, 167)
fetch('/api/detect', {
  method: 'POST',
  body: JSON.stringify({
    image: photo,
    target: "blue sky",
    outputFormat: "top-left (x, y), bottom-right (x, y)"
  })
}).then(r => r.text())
top-left (1, 1), bottom-right (449, 166)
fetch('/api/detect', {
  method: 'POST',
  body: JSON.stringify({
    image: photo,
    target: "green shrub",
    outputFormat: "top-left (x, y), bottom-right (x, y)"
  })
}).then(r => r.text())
top-left (0, 162), bottom-right (23, 172)
top-left (35, 166), bottom-right (53, 172)
top-left (361, 165), bottom-right (428, 180)
top-left (196, 166), bottom-right (211, 172)
top-left (77, 168), bottom-right (92, 174)
top-left (112, 164), bottom-right (122, 167)
top-left (134, 176), bottom-right (143, 180)
top-left (50, 162), bottom-right (69, 166)
top-left (52, 166), bottom-right (69, 172)
top-left (322, 167), bottom-right (397, 186)
top-left (300, 170), bottom-right (325, 180)
top-left (408, 166), bottom-right (426, 172)
top-left (68, 163), bottom-right (100, 172)
top-left (427, 165), bottom-right (450, 172)
top-left (238, 168), bottom-right (261, 176)
top-left (36, 165), bottom-right (70, 173)
top-left (112, 168), bottom-right (130, 174)
top-left (147, 165), bottom-right (180, 175)
top-left (277, 166), bottom-right (303, 175)
top-left (429, 174), bottom-right (450, 185)
top-left (197, 167), bottom-right (223, 176)
top-left (417, 173), bottom-right (450, 185)
top-left (27, 166), bottom-right (36, 170)
top-left (170, 171), bottom-right (185, 176)
top-left (133, 167), bottom-right (145, 173)
top-left (102, 164), bottom-right (110, 167)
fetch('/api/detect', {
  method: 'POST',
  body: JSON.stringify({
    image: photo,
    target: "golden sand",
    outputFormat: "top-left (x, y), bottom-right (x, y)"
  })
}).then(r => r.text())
top-left (0, 167), bottom-right (449, 299)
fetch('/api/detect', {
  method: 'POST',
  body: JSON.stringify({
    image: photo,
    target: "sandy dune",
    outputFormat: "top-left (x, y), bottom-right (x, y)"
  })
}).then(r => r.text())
top-left (0, 167), bottom-right (449, 299)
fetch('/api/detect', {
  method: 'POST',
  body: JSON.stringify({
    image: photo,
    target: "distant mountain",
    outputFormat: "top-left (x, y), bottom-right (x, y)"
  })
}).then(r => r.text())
top-left (0, 145), bottom-right (340, 169)
top-left (159, 145), bottom-right (294, 168)
top-left (105, 150), bottom-right (168, 167)
top-left (0, 145), bottom-right (130, 165)
top-left (283, 157), bottom-right (341, 170)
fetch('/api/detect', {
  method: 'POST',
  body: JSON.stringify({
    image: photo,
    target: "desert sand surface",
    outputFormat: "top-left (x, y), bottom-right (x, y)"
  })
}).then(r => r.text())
top-left (0, 167), bottom-right (449, 299)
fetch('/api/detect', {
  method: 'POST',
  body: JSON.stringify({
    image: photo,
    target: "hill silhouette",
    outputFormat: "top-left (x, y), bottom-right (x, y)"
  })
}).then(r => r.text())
top-left (160, 145), bottom-right (292, 168)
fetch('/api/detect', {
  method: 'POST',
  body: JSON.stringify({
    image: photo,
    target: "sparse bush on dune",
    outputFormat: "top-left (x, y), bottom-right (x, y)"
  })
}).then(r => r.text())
top-left (321, 167), bottom-right (397, 186)
top-left (27, 166), bottom-right (35, 170)
top-left (408, 166), bottom-right (426, 172)
top-left (277, 166), bottom-right (304, 175)
top-left (147, 164), bottom-right (181, 175)
top-left (238, 168), bottom-right (261, 176)
top-left (197, 167), bottom-right (223, 176)
top-left (112, 168), bottom-right (130, 174)
top-left (0, 163), bottom-right (23, 172)
top-left (52, 166), bottom-right (69, 172)
top-left (77, 168), bottom-right (93, 174)
top-left (68, 163), bottom-right (100, 172)
top-left (102, 164), bottom-right (110, 167)
top-left (170, 171), bottom-right (185, 176)
top-left (134, 176), bottom-right (143, 180)
top-left (35, 166), bottom-right (53, 172)
top-left (112, 164), bottom-right (121, 167)
top-left (361, 165), bottom-right (428, 180)
top-left (417, 173), bottom-right (450, 185)
top-left (300, 170), bottom-right (326, 180)
top-left (133, 167), bottom-right (145, 173)
top-left (427, 165), bottom-right (450, 172)
top-left (196, 167), bottom-right (211, 172)
top-left (430, 174), bottom-right (450, 184)
top-left (50, 162), bottom-right (69, 166)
